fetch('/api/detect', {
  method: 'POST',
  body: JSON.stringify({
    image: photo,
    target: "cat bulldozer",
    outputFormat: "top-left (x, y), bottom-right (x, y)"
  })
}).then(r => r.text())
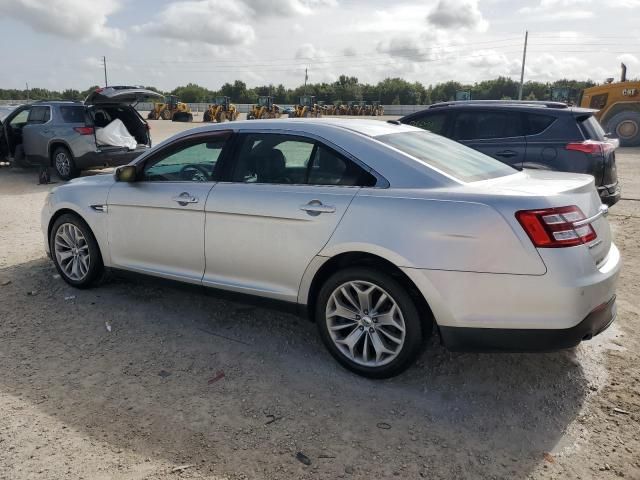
top-left (247, 96), bottom-right (281, 120)
top-left (289, 95), bottom-right (322, 118)
top-left (318, 101), bottom-right (337, 116)
top-left (203, 96), bottom-right (238, 123)
top-left (347, 100), bottom-right (365, 116)
top-left (579, 63), bottom-right (640, 146)
top-left (371, 101), bottom-right (384, 116)
top-left (147, 95), bottom-right (193, 122)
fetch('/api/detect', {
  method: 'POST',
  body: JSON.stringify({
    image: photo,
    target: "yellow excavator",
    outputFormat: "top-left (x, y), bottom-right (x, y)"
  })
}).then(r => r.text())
top-left (147, 95), bottom-right (193, 122)
top-left (289, 95), bottom-right (322, 118)
top-left (247, 96), bottom-right (281, 120)
top-left (203, 96), bottom-right (238, 123)
top-left (579, 63), bottom-right (640, 146)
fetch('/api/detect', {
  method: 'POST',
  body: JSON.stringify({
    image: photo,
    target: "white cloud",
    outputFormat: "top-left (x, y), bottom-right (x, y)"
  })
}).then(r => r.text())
top-left (618, 53), bottom-right (639, 66)
top-left (135, 0), bottom-right (336, 47)
top-left (427, 0), bottom-right (488, 31)
top-left (0, 0), bottom-right (125, 46)
top-left (519, 0), bottom-right (594, 19)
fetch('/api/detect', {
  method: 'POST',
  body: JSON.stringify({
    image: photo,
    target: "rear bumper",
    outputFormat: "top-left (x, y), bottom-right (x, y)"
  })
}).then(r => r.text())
top-left (439, 295), bottom-right (616, 352)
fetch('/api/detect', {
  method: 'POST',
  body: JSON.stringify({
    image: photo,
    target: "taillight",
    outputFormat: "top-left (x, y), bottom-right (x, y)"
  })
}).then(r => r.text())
top-left (516, 205), bottom-right (597, 248)
top-left (73, 126), bottom-right (94, 135)
top-left (566, 140), bottom-right (614, 155)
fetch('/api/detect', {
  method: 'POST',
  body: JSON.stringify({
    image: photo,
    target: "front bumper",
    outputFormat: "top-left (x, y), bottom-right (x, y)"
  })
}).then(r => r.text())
top-left (439, 295), bottom-right (616, 352)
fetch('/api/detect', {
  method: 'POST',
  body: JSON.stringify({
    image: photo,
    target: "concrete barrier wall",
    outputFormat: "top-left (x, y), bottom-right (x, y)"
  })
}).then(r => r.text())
top-left (0, 100), bottom-right (427, 116)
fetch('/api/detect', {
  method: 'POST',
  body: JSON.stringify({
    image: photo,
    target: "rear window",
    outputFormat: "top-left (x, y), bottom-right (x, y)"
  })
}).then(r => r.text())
top-left (60, 106), bottom-right (86, 123)
top-left (377, 130), bottom-right (516, 182)
top-left (451, 110), bottom-right (522, 140)
top-left (579, 115), bottom-right (606, 140)
top-left (525, 113), bottom-right (556, 135)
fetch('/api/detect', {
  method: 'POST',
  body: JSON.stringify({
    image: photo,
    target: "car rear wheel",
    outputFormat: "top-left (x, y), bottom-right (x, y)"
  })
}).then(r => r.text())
top-left (315, 267), bottom-right (426, 378)
top-left (607, 111), bottom-right (640, 147)
top-left (50, 214), bottom-right (104, 288)
top-left (53, 146), bottom-right (78, 180)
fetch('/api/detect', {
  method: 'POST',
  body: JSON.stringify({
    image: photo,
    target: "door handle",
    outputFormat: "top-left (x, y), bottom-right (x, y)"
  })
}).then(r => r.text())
top-left (496, 150), bottom-right (517, 158)
top-left (300, 200), bottom-right (336, 216)
top-left (172, 192), bottom-right (199, 206)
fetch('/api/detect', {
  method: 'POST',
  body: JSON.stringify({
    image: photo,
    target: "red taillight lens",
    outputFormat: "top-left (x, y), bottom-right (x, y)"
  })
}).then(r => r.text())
top-left (74, 126), bottom-right (95, 135)
top-left (516, 205), bottom-right (597, 248)
top-left (566, 140), bottom-right (615, 155)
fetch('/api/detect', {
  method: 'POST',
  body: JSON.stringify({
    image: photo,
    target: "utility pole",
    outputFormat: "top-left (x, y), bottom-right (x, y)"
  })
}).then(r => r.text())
top-left (304, 67), bottom-right (308, 95)
top-left (102, 56), bottom-right (108, 87)
top-left (518, 30), bottom-right (528, 100)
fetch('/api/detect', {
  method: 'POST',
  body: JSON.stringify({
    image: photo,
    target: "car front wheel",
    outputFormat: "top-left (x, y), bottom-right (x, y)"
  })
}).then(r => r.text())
top-left (316, 267), bottom-right (426, 378)
top-left (50, 214), bottom-right (104, 288)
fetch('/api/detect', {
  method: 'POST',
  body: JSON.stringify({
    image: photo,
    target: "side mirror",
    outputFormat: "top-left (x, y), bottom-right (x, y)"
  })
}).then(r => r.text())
top-left (115, 165), bottom-right (137, 182)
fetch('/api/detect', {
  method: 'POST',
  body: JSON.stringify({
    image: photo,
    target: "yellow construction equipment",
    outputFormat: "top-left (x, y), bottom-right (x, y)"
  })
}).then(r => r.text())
top-left (203, 96), bottom-right (238, 123)
top-left (289, 95), bottom-right (322, 118)
top-left (579, 64), bottom-right (640, 146)
top-left (247, 96), bottom-right (281, 120)
top-left (372, 101), bottom-right (384, 116)
top-left (147, 95), bottom-right (193, 122)
top-left (318, 101), bottom-right (337, 115)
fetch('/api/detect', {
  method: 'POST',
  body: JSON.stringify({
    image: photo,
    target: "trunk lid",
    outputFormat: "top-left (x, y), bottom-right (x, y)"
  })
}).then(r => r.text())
top-left (85, 86), bottom-right (163, 105)
top-left (472, 169), bottom-right (612, 265)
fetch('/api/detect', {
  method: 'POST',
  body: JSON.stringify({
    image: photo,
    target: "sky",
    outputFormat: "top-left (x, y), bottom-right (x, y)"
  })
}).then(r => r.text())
top-left (0, 0), bottom-right (639, 92)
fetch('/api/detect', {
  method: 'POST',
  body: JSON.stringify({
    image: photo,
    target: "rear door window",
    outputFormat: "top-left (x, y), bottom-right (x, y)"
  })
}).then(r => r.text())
top-left (308, 144), bottom-right (376, 186)
top-left (405, 112), bottom-right (448, 135)
top-left (452, 110), bottom-right (523, 140)
top-left (27, 106), bottom-right (50, 124)
top-left (524, 113), bottom-right (556, 136)
top-left (60, 106), bottom-right (86, 123)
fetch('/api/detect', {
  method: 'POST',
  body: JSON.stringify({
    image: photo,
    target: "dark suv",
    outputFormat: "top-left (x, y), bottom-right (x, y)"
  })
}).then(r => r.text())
top-left (399, 101), bottom-right (620, 205)
top-left (0, 86), bottom-right (162, 179)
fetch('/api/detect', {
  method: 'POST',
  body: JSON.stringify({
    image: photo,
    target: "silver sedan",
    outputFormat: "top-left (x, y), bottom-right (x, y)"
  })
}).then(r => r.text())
top-left (41, 119), bottom-right (620, 377)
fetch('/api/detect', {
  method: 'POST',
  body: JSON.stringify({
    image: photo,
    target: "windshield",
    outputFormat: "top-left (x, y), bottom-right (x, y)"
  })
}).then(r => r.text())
top-left (376, 130), bottom-right (516, 182)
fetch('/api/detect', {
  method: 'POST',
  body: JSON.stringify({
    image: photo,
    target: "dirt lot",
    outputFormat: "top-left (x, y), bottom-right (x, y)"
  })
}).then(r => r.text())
top-left (0, 121), bottom-right (639, 480)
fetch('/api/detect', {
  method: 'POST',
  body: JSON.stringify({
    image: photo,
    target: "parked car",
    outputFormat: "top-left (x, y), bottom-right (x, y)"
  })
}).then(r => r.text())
top-left (0, 86), bottom-right (162, 179)
top-left (399, 101), bottom-right (620, 206)
top-left (41, 119), bottom-right (620, 378)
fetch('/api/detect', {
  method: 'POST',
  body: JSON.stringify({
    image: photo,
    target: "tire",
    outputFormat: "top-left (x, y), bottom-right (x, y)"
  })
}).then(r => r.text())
top-left (147, 111), bottom-right (157, 120)
top-left (606, 111), bottom-right (640, 147)
top-left (203, 111), bottom-right (212, 122)
top-left (161, 108), bottom-right (172, 120)
top-left (52, 146), bottom-right (78, 180)
top-left (49, 213), bottom-right (104, 289)
top-left (315, 267), bottom-right (428, 378)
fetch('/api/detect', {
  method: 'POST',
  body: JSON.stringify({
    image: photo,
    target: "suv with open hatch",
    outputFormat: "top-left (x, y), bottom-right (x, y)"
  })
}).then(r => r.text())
top-left (399, 100), bottom-right (620, 206)
top-left (0, 86), bottom-right (162, 180)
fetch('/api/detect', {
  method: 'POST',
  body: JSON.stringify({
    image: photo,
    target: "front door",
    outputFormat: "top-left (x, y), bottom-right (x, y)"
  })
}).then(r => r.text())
top-left (203, 132), bottom-right (377, 301)
top-left (107, 133), bottom-right (228, 283)
top-left (451, 109), bottom-right (526, 169)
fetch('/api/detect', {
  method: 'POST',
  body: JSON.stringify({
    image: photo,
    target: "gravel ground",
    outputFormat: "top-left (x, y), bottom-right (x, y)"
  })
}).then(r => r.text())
top-left (0, 121), bottom-right (639, 479)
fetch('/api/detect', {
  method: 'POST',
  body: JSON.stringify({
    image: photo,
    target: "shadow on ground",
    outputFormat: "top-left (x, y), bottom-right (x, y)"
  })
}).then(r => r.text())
top-left (0, 258), bottom-right (590, 479)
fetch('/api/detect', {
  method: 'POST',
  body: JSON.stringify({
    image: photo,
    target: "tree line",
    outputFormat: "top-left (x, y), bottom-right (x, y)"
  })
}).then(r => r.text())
top-left (0, 75), bottom-right (596, 104)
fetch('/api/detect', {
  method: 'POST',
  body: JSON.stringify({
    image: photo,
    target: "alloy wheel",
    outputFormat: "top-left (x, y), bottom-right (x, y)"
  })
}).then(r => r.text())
top-left (54, 223), bottom-right (90, 281)
top-left (325, 280), bottom-right (406, 367)
top-left (55, 152), bottom-right (71, 177)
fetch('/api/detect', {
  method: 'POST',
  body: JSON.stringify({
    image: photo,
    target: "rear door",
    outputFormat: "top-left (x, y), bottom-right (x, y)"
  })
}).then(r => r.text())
top-left (451, 109), bottom-right (526, 169)
top-left (521, 112), bottom-right (560, 170)
top-left (202, 132), bottom-right (377, 301)
top-left (22, 105), bottom-right (53, 161)
top-left (85, 86), bottom-right (163, 105)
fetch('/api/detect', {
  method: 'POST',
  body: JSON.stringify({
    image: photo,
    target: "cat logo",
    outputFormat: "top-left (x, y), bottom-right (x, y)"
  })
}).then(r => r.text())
top-left (622, 88), bottom-right (638, 96)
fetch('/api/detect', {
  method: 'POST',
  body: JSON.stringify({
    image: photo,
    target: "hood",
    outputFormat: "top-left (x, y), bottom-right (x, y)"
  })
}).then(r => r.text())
top-left (85, 86), bottom-right (163, 105)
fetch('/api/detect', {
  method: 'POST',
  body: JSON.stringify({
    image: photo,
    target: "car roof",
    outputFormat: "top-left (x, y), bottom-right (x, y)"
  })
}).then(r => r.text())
top-left (183, 118), bottom-right (418, 138)
top-left (407, 100), bottom-right (596, 116)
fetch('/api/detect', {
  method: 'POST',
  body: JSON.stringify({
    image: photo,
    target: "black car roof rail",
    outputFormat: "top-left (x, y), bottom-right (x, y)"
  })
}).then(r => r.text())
top-left (428, 100), bottom-right (569, 109)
